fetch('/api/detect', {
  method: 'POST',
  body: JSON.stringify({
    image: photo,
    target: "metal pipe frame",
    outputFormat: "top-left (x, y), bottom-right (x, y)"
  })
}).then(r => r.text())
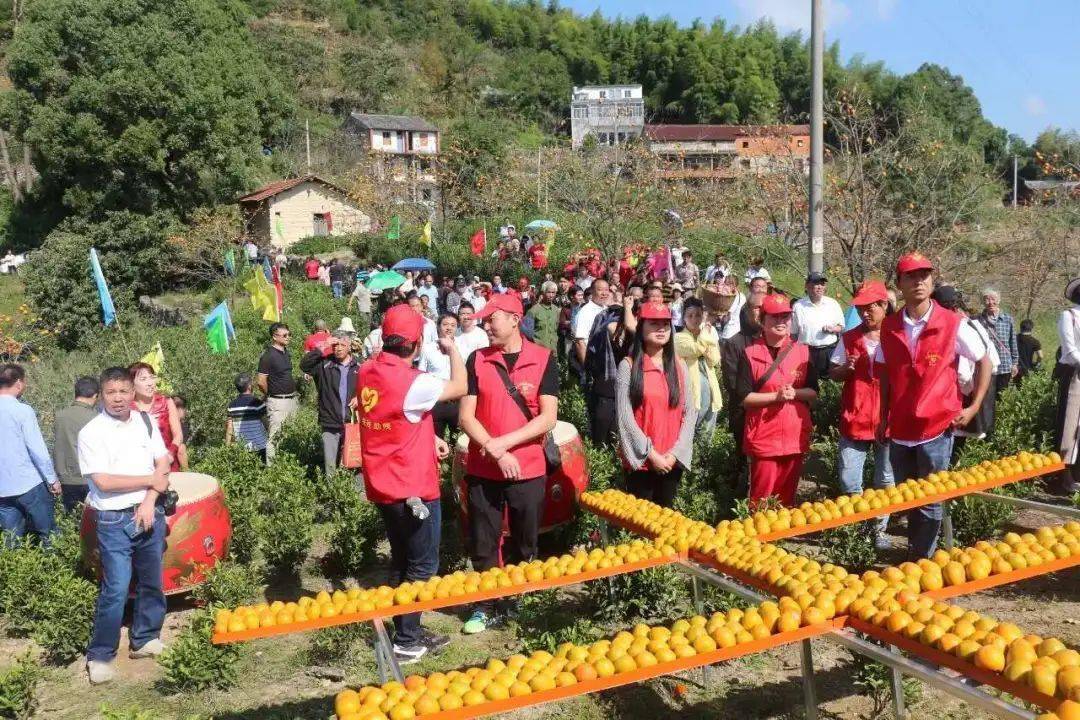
top-left (372, 617), bottom-right (405, 684)
top-left (675, 560), bottom-right (1037, 720)
top-left (973, 491), bottom-right (1080, 521)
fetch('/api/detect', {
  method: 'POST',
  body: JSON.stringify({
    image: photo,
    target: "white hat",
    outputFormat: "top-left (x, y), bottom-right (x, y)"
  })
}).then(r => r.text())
top-left (336, 317), bottom-right (356, 335)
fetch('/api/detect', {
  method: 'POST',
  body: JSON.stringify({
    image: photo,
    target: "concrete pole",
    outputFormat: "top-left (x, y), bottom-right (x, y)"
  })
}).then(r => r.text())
top-left (808, 0), bottom-right (825, 274)
top-left (1012, 155), bottom-right (1018, 208)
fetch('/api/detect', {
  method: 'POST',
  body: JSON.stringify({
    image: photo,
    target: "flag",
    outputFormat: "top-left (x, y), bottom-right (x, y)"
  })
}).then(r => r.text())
top-left (421, 220), bottom-right (432, 247)
top-left (270, 265), bottom-right (284, 315)
top-left (243, 268), bottom-right (279, 322)
top-left (224, 248), bottom-right (236, 276)
top-left (470, 228), bottom-right (486, 256)
top-left (89, 248), bottom-right (116, 326)
top-left (139, 341), bottom-right (174, 392)
top-left (203, 302), bottom-right (236, 354)
top-left (386, 215), bottom-right (401, 240)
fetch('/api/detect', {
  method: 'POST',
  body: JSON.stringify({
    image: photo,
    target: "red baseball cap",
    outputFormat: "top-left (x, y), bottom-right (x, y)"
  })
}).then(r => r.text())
top-left (761, 293), bottom-right (792, 315)
top-left (381, 304), bottom-right (424, 343)
top-left (475, 292), bottom-right (524, 320)
top-left (637, 301), bottom-right (672, 320)
top-left (851, 279), bottom-right (889, 307)
top-left (896, 252), bottom-right (934, 275)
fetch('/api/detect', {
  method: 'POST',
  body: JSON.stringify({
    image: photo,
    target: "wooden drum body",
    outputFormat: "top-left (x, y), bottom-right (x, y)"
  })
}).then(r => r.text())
top-left (81, 472), bottom-right (232, 595)
top-left (451, 420), bottom-right (589, 536)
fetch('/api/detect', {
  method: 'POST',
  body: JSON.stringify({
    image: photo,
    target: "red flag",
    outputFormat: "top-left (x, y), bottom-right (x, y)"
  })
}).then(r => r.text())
top-left (271, 265), bottom-right (284, 313)
top-left (470, 228), bottom-right (486, 256)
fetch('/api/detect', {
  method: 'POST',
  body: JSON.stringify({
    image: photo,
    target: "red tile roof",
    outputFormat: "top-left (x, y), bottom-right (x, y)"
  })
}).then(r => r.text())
top-left (237, 175), bottom-right (348, 204)
top-left (645, 124), bottom-right (810, 142)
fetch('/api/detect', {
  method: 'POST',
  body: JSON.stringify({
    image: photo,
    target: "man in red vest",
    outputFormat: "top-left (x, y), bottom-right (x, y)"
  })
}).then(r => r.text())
top-left (458, 293), bottom-right (559, 635)
top-left (875, 252), bottom-right (991, 560)
top-left (356, 304), bottom-right (466, 665)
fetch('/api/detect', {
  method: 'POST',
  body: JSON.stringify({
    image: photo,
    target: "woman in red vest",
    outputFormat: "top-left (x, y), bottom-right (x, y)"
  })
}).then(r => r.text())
top-left (356, 305), bottom-right (467, 665)
top-left (829, 280), bottom-right (893, 550)
top-left (128, 362), bottom-right (185, 471)
top-left (458, 293), bottom-right (558, 635)
top-left (615, 301), bottom-right (697, 508)
top-left (737, 294), bottom-right (817, 507)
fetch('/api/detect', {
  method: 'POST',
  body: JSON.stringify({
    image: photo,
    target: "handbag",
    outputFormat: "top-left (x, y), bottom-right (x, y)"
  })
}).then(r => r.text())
top-left (492, 363), bottom-right (562, 472)
top-left (340, 411), bottom-right (364, 469)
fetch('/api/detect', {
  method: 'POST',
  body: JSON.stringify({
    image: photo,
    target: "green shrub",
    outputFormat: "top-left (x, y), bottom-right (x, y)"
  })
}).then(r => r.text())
top-left (948, 494), bottom-right (1017, 546)
top-left (676, 432), bottom-right (738, 523)
top-left (0, 654), bottom-right (41, 720)
top-left (820, 523), bottom-right (878, 574)
top-left (304, 624), bottom-right (371, 666)
top-left (191, 559), bottom-right (266, 610)
top-left (588, 564), bottom-right (687, 623)
top-left (323, 468), bottom-right (382, 576)
top-left (99, 706), bottom-right (168, 720)
top-left (513, 590), bottom-right (601, 654)
top-left (274, 405), bottom-right (323, 479)
top-left (288, 235), bottom-right (354, 256)
top-left (157, 610), bottom-right (240, 692)
top-left (557, 382), bottom-right (588, 431)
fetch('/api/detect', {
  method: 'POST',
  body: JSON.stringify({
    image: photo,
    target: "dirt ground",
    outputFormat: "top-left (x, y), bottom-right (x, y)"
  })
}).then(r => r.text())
top-left (19, 486), bottom-right (1080, 720)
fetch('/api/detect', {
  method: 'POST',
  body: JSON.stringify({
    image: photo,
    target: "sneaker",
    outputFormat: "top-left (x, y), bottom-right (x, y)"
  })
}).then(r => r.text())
top-left (130, 638), bottom-right (166, 659)
top-left (419, 629), bottom-right (450, 653)
top-left (87, 660), bottom-right (117, 685)
top-left (462, 611), bottom-right (488, 635)
top-left (392, 642), bottom-right (429, 666)
top-left (874, 533), bottom-right (892, 552)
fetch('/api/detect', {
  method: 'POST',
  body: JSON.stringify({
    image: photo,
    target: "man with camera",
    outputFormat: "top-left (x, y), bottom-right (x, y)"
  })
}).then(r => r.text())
top-left (78, 367), bottom-right (172, 685)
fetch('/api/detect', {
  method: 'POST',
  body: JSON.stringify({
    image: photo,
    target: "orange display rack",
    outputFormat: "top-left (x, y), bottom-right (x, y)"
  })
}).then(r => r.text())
top-left (923, 552), bottom-right (1080, 601)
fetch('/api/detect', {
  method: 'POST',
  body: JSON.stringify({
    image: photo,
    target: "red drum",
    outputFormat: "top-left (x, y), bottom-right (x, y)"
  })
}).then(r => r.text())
top-left (452, 420), bottom-right (589, 536)
top-left (81, 472), bottom-right (232, 595)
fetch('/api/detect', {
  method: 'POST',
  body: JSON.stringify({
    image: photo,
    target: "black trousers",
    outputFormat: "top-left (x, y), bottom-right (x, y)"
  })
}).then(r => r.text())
top-left (808, 343), bottom-right (837, 378)
top-left (992, 373), bottom-right (1012, 400)
top-left (587, 393), bottom-right (617, 447)
top-left (377, 500), bottom-right (440, 646)
top-left (625, 467), bottom-right (684, 508)
top-left (466, 474), bottom-right (545, 614)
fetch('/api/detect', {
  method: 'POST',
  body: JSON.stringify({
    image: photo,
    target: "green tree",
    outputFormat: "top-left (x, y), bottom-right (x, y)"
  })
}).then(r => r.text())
top-left (5, 0), bottom-right (292, 243)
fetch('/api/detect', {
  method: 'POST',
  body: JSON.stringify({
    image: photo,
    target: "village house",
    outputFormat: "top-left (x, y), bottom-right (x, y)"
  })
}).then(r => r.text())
top-left (570, 85), bottom-right (646, 150)
top-left (342, 112), bottom-right (441, 210)
top-left (645, 124), bottom-right (811, 180)
top-left (238, 175), bottom-right (372, 250)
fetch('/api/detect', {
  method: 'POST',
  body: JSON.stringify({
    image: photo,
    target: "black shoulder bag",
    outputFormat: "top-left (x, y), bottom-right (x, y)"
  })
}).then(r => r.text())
top-left (752, 342), bottom-right (797, 393)
top-left (492, 364), bottom-right (562, 472)
top-left (139, 411), bottom-right (178, 516)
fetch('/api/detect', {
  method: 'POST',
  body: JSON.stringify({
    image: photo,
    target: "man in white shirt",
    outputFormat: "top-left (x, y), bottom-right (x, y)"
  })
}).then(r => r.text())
top-left (406, 293), bottom-right (438, 345)
top-left (420, 313), bottom-right (462, 436)
top-left (78, 367), bottom-right (171, 685)
top-left (573, 278), bottom-right (611, 365)
top-left (455, 302), bottom-right (489, 360)
top-left (791, 271), bottom-right (846, 377)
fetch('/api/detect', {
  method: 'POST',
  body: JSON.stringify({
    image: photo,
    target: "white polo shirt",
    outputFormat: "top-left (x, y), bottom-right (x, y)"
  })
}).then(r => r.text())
top-left (455, 326), bottom-right (489, 360)
top-left (574, 301), bottom-right (606, 342)
top-left (791, 295), bottom-right (846, 347)
top-left (78, 410), bottom-right (169, 511)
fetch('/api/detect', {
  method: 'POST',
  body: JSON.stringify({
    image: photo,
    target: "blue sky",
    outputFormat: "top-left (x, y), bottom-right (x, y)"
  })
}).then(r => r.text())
top-left (563, 0), bottom-right (1078, 142)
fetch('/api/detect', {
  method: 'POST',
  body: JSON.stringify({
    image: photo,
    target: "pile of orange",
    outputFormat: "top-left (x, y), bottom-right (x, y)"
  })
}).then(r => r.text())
top-left (1037, 699), bottom-right (1080, 720)
top-left (333, 596), bottom-right (840, 719)
top-left (215, 540), bottom-right (676, 635)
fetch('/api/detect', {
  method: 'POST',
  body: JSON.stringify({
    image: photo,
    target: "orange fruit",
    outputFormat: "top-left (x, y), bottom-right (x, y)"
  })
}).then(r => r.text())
top-left (1003, 660), bottom-right (1032, 683)
top-left (1056, 700), bottom-right (1080, 720)
top-left (388, 705), bottom-right (416, 720)
top-left (336, 690), bottom-right (362, 717)
top-left (438, 693), bottom-right (464, 711)
top-left (974, 645), bottom-right (1006, 672)
top-left (1029, 665), bottom-right (1058, 697)
top-left (413, 695), bottom-right (441, 715)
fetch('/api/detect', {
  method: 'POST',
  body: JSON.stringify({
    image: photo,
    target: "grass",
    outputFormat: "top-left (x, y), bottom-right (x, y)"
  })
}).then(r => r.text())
top-left (0, 272), bottom-right (24, 317)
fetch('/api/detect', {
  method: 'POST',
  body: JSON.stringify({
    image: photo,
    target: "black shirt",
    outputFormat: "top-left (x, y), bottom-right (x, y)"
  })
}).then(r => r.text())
top-left (257, 345), bottom-right (296, 396)
top-left (329, 263), bottom-right (348, 283)
top-left (1017, 334), bottom-right (1042, 372)
top-left (733, 342), bottom-right (819, 402)
top-left (466, 351), bottom-right (560, 397)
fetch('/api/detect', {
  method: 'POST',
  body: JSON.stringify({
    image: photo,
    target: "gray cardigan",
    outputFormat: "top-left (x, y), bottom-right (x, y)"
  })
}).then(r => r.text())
top-left (615, 356), bottom-right (698, 471)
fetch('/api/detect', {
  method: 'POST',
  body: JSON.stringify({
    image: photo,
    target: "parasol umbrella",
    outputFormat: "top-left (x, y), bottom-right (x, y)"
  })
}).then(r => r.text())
top-left (366, 270), bottom-right (406, 292)
top-left (392, 257), bottom-right (436, 272)
top-left (524, 220), bottom-right (559, 233)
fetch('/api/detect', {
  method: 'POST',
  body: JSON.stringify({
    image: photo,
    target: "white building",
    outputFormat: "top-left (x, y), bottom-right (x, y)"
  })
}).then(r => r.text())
top-left (239, 175), bottom-right (372, 250)
top-left (570, 85), bottom-right (645, 150)
top-left (343, 112), bottom-right (441, 209)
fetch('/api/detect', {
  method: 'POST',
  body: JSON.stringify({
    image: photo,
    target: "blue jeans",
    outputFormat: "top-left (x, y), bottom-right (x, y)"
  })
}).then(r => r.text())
top-left (889, 432), bottom-right (953, 560)
top-left (837, 437), bottom-right (894, 534)
top-left (87, 506), bottom-right (167, 662)
top-left (332, 281), bottom-right (344, 299)
top-left (0, 482), bottom-right (57, 548)
top-left (376, 499), bottom-right (441, 647)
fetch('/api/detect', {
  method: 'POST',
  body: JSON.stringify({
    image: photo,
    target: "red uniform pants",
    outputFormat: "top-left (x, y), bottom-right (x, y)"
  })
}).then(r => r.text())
top-left (749, 454), bottom-right (802, 507)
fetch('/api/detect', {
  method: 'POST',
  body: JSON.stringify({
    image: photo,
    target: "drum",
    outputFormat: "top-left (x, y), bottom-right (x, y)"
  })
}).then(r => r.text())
top-left (81, 472), bottom-right (233, 595)
top-left (452, 420), bottom-right (589, 537)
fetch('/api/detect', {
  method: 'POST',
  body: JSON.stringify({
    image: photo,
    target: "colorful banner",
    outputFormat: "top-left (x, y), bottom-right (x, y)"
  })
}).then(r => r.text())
top-left (89, 248), bottom-right (116, 326)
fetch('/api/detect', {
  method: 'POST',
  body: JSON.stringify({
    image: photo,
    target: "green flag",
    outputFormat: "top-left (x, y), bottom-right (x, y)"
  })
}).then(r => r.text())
top-left (206, 314), bottom-right (229, 354)
top-left (386, 215), bottom-right (401, 240)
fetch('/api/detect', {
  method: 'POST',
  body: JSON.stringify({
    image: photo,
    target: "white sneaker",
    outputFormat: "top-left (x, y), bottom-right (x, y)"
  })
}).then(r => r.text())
top-left (129, 638), bottom-right (166, 659)
top-left (87, 660), bottom-right (117, 685)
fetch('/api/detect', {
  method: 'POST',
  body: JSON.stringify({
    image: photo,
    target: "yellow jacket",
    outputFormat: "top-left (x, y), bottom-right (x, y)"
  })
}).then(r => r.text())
top-left (675, 325), bottom-right (723, 413)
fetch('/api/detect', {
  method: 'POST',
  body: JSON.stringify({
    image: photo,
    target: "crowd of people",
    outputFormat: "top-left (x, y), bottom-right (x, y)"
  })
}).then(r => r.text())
top-left (1, 239), bottom-right (1073, 684)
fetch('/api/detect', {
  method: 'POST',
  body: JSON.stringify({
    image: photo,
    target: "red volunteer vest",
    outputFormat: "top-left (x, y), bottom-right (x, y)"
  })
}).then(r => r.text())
top-left (625, 355), bottom-right (686, 470)
top-left (877, 302), bottom-right (962, 442)
top-left (357, 353), bottom-right (439, 503)
top-left (839, 328), bottom-right (882, 442)
top-left (466, 339), bottom-right (552, 481)
top-left (743, 338), bottom-right (813, 458)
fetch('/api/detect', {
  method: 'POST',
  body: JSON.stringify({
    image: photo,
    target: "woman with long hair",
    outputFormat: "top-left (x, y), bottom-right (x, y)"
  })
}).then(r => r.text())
top-left (675, 297), bottom-right (722, 440)
top-left (128, 362), bottom-right (186, 471)
top-left (615, 301), bottom-right (697, 507)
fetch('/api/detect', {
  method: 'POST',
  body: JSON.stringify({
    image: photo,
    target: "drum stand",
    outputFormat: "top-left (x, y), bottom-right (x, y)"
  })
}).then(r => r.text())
top-left (371, 617), bottom-right (405, 684)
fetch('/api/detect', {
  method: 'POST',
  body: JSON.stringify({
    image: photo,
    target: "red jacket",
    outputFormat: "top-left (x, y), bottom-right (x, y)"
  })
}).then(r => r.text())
top-left (466, 339), bottom-right (552, 481)
top-left (876, 302), bottom-right (962, 443)
top-left (839, 328), bottom-right (882, 442)
top-left (357, 353), bottom-right (439, 503)
top-left (743, 338), bottom-right (813, 458)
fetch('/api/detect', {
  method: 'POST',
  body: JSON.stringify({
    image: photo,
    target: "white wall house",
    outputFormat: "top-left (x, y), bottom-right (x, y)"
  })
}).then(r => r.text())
top-left (239, 176), bottom-right (372, 250)
top-left (570, 84), bottom-right (646, 149)
top-left (343, 112), bottom-right (441, 210)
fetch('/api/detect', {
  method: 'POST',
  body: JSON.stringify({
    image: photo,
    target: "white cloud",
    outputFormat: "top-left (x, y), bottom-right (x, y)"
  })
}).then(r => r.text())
top-left (1024, 94), bottom-right (1047, 116)
top-left (733, 0), bottom-right (851, 33)
top-left (876, 0), bottom-right (897, 20)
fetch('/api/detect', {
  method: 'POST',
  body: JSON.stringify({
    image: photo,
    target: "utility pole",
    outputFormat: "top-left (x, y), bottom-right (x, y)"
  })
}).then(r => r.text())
top-left (808, 0), bottom-right (825, 275)
top-left (1012, 155), bottom-right (1018, 208)
top-left (537, 148), bottom-right (541, 209)
top-left (305, 119), bottom-right (311, 174)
